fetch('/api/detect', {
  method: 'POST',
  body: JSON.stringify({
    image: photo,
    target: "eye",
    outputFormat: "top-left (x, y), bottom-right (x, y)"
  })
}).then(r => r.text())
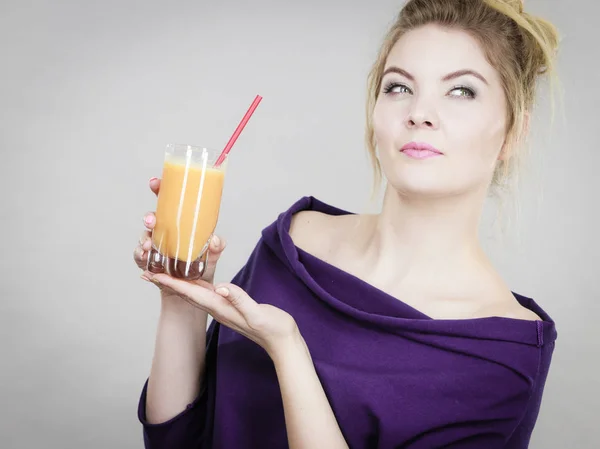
top-left (448, 86), bottom-right (476, 99)
top-left (382, 82), bottom-right (412, 95)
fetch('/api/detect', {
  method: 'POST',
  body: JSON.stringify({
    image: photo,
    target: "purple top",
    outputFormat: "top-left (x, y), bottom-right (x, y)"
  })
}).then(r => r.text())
top-left (138, 196), bottom-right (557, 449)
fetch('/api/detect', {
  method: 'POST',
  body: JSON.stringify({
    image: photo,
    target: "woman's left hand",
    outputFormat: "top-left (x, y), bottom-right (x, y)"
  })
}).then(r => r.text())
top-left (142, 271), bottom-right (300, 357)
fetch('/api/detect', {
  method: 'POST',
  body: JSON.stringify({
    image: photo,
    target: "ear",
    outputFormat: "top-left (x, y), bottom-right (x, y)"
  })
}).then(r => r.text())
top-left (498, 111), bottom-right (530, 161)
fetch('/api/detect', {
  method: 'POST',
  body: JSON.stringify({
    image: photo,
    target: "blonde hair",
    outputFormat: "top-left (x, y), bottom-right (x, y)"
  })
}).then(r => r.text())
top-left (365, 0), bottom-right (560, 202)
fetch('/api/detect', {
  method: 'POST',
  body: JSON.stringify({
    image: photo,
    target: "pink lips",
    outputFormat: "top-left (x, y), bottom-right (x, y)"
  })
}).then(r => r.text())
top-left (400, 141), bottom-right (443, 160)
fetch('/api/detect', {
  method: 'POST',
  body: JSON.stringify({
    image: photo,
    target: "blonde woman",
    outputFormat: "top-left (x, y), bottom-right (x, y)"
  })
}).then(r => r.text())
top-left (133, 0), bottom-right (560, 447)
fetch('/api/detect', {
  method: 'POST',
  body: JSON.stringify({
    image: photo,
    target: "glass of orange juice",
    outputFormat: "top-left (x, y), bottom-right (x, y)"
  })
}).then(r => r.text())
top-left (147, 144), bottom-right (228, 280)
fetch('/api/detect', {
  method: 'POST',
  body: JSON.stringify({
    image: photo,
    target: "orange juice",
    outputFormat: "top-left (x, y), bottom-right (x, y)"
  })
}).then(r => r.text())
top-left (152, 159), bottom-right (225, 263)
top-left (147, 145), bottom-right (227, 279)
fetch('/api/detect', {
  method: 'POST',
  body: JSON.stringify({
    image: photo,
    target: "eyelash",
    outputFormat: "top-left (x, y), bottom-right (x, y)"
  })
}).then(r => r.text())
top-left (382, 82), bottom-right (477, 99)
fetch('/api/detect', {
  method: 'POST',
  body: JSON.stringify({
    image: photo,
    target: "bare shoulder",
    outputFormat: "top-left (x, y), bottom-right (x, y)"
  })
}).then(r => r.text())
top-left (289, 210), bottom-right (335, 254)
top-left (289, 209), bottom-right (355, 258)
top-left (474, 274), bottom-right (543, 321)
top-left (489, 287), bottom-right (542, 321)
top-left (501, 302), bottom-right (542, 321)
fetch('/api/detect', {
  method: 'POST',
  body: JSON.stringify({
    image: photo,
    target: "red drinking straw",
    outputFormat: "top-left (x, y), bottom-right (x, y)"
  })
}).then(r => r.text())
top-left (214, 95), bottom-right (263, 167)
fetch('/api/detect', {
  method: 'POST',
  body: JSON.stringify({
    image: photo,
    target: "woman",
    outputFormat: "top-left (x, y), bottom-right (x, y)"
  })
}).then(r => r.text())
top-left (133, 0), bottom-right (560, 447)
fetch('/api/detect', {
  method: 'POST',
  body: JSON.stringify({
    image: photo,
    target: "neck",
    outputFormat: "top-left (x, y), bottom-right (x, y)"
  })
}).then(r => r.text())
top-left (360, 185), bottom-right (490, 286)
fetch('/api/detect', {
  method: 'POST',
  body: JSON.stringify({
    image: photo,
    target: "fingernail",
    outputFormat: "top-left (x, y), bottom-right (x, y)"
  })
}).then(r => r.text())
top-left (140, 274), bottom-right (151, 282)
top-left (149, 177), bottom-right (158, 183)
top-left (212, 235), bottom-right (220, 247)
top-left (215, 287), bottom-right (229, 297)
top-left (144, 215), bottom-right (153, 225)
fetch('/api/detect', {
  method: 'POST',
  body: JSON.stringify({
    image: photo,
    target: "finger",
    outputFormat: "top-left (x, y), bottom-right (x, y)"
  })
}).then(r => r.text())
top-left (149, 273), bottom-right (247, 326)
top-left (149, 177), bottom-right (161, 196)
top-left (214, 283), bottom-right (259, 319)
top-left (143, 212), bottom-right (156, 230)
top-left (202, 235), bottom-right (227, 282)
top-left (134, 246), bottom-right (147, 268)
top-left (142, 238), bottom-right (152, 252)
top-left (139, 229), bottom-right (151, 243)
top-left (139, 230), bottom-right (153, 251)
top-left (149, 273), bottom-right (222, 310)
top-left (209, 234), bottom-right (226, 254)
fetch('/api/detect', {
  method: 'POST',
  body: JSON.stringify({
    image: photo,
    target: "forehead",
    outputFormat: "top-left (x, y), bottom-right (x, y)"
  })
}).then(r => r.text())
top-left (386, 24), bottom-right (499, 82)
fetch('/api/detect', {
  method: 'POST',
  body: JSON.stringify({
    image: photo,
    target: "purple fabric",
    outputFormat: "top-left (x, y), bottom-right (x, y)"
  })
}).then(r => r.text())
top-left (138, 196), bottom-right (557, 449)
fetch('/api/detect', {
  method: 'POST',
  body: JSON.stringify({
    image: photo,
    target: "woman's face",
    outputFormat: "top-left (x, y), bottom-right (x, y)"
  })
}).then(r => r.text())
top-left (373, 24), bottom-right (508, 198)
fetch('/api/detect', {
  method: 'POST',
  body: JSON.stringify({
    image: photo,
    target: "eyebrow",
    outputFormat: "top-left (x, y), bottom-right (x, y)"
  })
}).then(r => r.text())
top-left (382, 66), bottom-right (489, 85)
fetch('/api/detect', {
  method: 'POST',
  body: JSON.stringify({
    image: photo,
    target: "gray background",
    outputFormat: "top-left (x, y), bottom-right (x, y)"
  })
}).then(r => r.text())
top-left (1, 0), bottom-right (597, 447)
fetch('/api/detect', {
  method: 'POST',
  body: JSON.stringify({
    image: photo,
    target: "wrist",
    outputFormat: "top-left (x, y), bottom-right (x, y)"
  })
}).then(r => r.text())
top-left (268, 330), bottom-right (309, 366)
top-left (160, 290), bottom-right (209, 323)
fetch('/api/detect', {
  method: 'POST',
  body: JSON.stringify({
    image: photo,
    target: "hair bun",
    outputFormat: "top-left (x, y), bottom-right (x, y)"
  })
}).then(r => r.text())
top-left (504, 0), bottom-right (524, 14)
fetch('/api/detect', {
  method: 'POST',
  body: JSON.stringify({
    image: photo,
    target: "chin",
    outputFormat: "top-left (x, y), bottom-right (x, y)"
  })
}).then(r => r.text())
top-left (387, 181), bottom-right (450, 199)
top-left (381, 158), bottom-right (491, 198)
top-left (382, 165), bottom-right (447, 196)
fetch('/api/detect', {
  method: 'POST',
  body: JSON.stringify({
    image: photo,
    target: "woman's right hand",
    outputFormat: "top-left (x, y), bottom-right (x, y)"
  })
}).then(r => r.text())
top-left (133, 177), bottom-right (227, 299)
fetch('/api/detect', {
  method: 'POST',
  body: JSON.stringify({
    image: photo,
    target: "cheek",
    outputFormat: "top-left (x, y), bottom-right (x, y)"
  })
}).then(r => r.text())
top-left (372, 100), bottom-right (404, 147)
top-left (488, 117), bottom-right (507, 149)
top-left (477, 116), bottom-right (507, 163)
top-left (441, 105), bottom-right (506, 161)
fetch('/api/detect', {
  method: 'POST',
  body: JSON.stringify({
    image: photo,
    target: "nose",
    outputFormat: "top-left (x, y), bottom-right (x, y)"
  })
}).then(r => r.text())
top-left (405, 97), bottom-right (439, 130)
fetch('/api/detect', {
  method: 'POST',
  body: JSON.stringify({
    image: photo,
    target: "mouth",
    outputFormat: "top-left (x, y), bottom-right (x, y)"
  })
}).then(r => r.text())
top-left (400, 141), bottom-right (444, 160)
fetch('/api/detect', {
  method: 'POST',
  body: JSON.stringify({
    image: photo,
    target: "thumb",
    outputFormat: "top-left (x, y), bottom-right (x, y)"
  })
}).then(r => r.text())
top-left (202, 235), bottom-right (227, 282)
top-left (214, 283), bottom-right (257, 318)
